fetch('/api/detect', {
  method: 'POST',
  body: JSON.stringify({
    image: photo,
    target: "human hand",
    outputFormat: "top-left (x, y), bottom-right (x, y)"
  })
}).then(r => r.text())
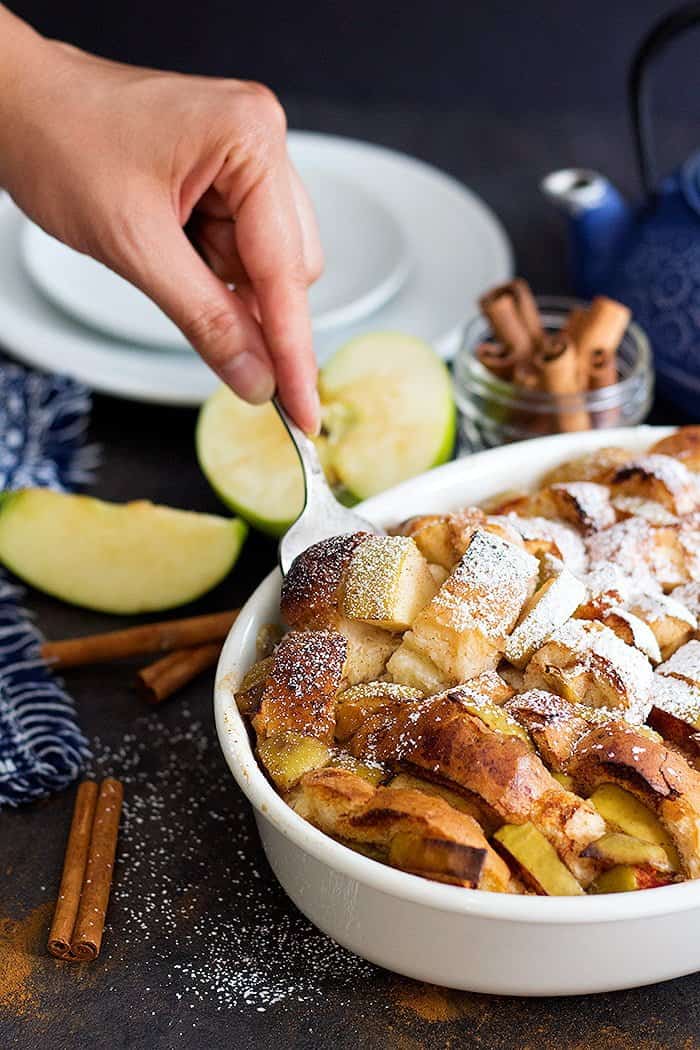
top-left (0, 12), bottom-right (322, 431)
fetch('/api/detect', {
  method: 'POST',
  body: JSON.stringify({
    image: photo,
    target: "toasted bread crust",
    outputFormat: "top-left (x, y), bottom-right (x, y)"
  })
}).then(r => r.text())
top-left (348, 688), bottom-right (604, 882)
top-left (253, 630), bottom-right (347, 742)
top-left (280, 533), bottom-right (370, 629)
top-left (288, 766), bottom-right (511, 890)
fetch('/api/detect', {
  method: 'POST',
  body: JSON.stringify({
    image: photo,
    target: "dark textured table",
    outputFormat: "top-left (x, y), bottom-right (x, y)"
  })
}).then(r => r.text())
top-left (2, 100), bottom-right (700, 1050)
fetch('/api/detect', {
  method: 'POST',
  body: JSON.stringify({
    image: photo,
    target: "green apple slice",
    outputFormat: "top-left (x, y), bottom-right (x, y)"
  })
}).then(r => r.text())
top-left (318, 332), bottom-right (456, 500)
top-left (196, 333), bottom-right (456, 534)
top-left (196, 390), bottom-right (305, 535)
top-left (0, 489), bottom-right (247, 614)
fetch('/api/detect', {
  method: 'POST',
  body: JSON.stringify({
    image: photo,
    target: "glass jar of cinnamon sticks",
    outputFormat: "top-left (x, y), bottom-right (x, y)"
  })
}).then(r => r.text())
top-left (454, 285), bottom-right (653, 453)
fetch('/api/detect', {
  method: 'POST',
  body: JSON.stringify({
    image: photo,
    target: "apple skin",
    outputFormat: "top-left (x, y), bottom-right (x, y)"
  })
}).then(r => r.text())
top-left (0, 488), bottom-right (248, 614)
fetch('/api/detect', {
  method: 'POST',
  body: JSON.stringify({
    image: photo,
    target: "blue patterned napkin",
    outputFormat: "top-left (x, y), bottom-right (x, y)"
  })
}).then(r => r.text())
top-left (0, 361), bottom-right (97, 806)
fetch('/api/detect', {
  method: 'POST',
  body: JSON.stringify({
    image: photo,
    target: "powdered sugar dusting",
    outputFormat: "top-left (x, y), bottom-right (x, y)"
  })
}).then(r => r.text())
top-left (551, 482), bottom-right (616, 532)
top-left (87, 707), bottom-right (374, 1016)
top-left (611, 496), bottom-right (679, 526)
top-left (433, 529), bottom-right (538, 636)
top-left (657, 640), bottom-right (700, 686)
top-left (504, 514), bottom-right (587, 575)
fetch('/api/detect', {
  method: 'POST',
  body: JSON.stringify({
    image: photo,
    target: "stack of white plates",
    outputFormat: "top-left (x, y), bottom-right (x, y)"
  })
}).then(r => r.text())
top-left (0, 132), bottom-right (511, 405)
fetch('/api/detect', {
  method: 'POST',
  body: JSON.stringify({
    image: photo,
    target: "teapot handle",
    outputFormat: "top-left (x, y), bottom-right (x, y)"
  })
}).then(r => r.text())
top-left (629, 2), bottom-right (700, 194)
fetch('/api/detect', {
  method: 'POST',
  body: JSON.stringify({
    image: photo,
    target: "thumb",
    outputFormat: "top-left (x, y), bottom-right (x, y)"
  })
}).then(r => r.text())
top-left (123, 216), bottom-right (276, 404)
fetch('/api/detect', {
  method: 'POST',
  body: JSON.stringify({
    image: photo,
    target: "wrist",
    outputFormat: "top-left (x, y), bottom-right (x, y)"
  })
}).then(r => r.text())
top-left (0, 12), bottom-right (63, 190)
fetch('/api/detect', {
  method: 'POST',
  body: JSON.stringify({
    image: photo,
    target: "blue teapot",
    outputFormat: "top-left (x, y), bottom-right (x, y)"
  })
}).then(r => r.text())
top-left (542, 3), bottom-right (700, 418)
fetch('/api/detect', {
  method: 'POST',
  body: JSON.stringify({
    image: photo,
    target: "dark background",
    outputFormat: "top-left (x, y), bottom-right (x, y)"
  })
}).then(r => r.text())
top-left (3, 3), bottom-right (700, 1049)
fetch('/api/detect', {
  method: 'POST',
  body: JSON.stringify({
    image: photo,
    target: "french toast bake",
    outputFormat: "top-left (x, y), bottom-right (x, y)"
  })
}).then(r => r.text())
top-left (235, 426), bottom-right (700, 896)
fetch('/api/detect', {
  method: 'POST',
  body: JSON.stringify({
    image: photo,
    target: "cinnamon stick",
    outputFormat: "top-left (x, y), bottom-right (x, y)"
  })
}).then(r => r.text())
top-left (48, 781), bottom-right (99, 959)
top-left (575, 296), bottom-right (630, 387)
top-left (479, 280), bottom-right (538, 358)
top-left (136, 643), bottom-right (221, 704)
top-left (561, 305), bottom-right (589, 345)
top-left (535, 335), bottom-right (591, 432)
top-left (476, 342), bottom-right (520, 381)
top-left (70, 778), bottom-right (123, 961)
top-left (41, 610), bottom-right (239, 669)
top-left (589, 346), bottom-right (618, 389)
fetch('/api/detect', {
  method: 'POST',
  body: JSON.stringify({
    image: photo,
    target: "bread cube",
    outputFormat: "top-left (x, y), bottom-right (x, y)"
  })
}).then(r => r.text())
top-left (657, 639), bottom-right (700, 689)
top-left (610, 454), bottom-right (698, 516)
top-left (342, 535), bottom-right (437, 631)
top-left (388, 529), bottom-right (538, 688)
top-left (650, 426), bottom-right (700, 471)
top-left (505, 566), bottom-right (586, 668)
top-left (628, 591), bottom-right (697, 660)
top-left (524, 618), bottom-right (653, 724)
top-left (253, 630), bottom-right (347, 743)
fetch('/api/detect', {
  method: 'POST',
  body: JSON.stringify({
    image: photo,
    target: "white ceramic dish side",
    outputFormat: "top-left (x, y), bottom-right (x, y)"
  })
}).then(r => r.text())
top-left (214, 425), bottom-right (700, 996)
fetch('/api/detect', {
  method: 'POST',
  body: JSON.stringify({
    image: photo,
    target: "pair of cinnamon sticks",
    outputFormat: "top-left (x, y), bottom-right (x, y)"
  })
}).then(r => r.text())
top-left (477, 279), bottom-right (631, 432)
top-left (48, 778), bottom-right (123, 961)
top-left (41, 608), bottom-right (238, 703)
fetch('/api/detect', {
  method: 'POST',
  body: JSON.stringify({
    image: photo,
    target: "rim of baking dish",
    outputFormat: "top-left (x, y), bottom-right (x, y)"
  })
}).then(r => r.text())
top-left (215, 425), bottom-right (700, 925)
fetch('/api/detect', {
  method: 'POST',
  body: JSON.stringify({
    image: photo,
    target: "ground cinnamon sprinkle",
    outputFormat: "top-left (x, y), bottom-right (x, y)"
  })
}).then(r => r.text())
top-left (394, 981), bottom-right (467, 1022)
top-left (0, 902), bottom-right (53, 1017)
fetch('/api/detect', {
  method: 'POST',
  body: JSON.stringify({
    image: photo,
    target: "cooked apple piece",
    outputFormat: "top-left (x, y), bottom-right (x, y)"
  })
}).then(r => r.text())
top-left (388, 529), bottom-right (538, 688)
top-left (524, 618), bottom-right (653, 724)
top-left (387, 773), bottom-right (500, 833)
top-left (342, 535), bottom-right (437, 630)
top-left (395, 510), bottom-right (482, 569)
top-left (592, 608), bottom-right (661, 664)
top-left (235, 655), bottom-right (273, 716)
top-left (650, 425), bottom-right (700, 471)
top-left (258, 732), bottom-right (332, 791)
top-left (657, 640), bottom-right (700, 689)
top-left (539, 446), bottom-right (632, 487)
top-left (582, 833), bottom-right (671, 871)
top-left (253, 630), bottom-right (347, 743)
top-left (335, 681), bottom-right (423, 743)
top-left (628, 591), bottom-right (696, 660)
top-left (288, 767), bottom-right (511, 891)
top-left (327, 752), bottom-right (386, 786)
top-left (0, 489), bottom-right (247, 614)
top-left (553, 771), bottom-right (575, 791)
top-left (609, 454), bottom-right (697, 516)
top-left (590, 864), bottom-right (674, 894)
top-left (505, 568), bottom-right (586, 668)
top-left (493, 823), bottom-right (584, 896)
top-left (588, 785), bottom-right (680, 870)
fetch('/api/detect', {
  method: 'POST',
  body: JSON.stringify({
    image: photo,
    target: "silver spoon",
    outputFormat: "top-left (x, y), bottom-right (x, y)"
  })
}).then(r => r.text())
top-left (274, 399), bottom-right (383, 575)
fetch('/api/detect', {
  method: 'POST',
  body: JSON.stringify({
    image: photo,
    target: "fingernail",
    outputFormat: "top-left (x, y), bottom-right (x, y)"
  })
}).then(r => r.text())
top-left (220, 352), bottom-right (275, 404)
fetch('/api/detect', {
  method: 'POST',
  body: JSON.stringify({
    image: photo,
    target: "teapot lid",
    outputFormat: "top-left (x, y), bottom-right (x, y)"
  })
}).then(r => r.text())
top-left (680, 149), bottom-right (700, 216)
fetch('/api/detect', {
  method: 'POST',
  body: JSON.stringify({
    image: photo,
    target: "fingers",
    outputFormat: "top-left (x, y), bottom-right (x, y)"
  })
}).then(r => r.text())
top-left (126, 214), bottom-right (276, 405)
top-left (215, 140), bottom-right (320, 433)
top-left (289, 161), bottom-right (324, 284)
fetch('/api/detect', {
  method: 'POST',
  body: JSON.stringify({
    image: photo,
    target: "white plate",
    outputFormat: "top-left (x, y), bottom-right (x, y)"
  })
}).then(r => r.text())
top-left (0, 132), bottom-right (511, 404)
top-left (302, 168), bottom-right (409, 332)
top-left (0, 195), bottom-right (217, 405)
top-left (20, 165), bottom-right (410, 348)
top-left (215, 426), bottom-right (700, 997)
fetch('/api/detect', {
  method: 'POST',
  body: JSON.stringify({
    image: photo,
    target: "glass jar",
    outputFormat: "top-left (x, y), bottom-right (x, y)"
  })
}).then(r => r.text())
top-left (454, 296), bottom-right (654, 453)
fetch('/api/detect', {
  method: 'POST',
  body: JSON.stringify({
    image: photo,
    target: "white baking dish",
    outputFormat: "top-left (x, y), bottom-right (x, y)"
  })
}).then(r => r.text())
top-left (214, 424), bottom-right (700, 996)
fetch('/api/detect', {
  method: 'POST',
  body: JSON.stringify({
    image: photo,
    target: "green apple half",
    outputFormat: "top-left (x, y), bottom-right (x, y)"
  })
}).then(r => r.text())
top-left (0, 489), bottom-right (247, 614)
top-left (196, 332), bottom-right (456, 535)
